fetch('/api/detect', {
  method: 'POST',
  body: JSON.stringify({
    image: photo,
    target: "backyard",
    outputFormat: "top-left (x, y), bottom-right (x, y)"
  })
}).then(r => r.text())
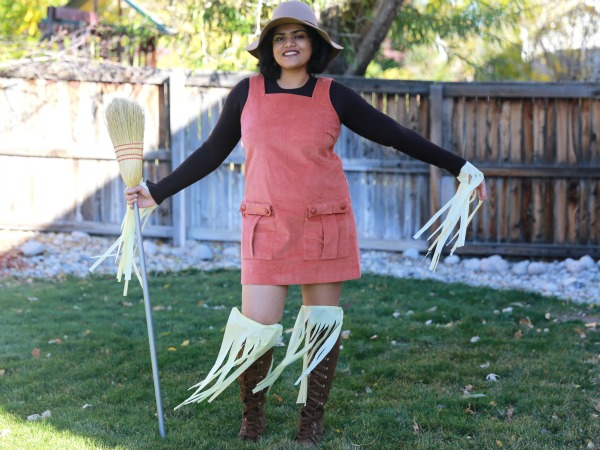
top-left (1, 269), bottom-right (599, 449)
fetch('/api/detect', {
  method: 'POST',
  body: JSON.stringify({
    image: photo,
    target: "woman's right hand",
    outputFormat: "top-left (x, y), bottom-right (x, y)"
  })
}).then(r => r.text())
top-left (125, 185), bottom-right (157, 209)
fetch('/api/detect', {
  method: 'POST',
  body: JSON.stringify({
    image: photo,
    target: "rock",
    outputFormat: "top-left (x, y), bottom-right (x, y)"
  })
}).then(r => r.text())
top-left (565, 258), bottom-right (585, 274)
top-left (527, 262), bottom-right (547, 275)
top-left (191, 244), bottom-right (213, 260)
top-left (480, 255), bottom-right (508, 273)
top-left (444, 255), bottom-right (460, 265)
top-left (20, 241), bottom-right (46, 257)
top-left (512, 260), bottom-right (529, 275)
top-left (402, 248), bottom-right (420, 260)
top-left (223, 246), bottom-right (240, 258)
top-left (541, 282), bottom-right (558, 292)
top-left (463, 258), bottom-right (481, 272)
top-left (70, 231), bottom-right (89, 240)
top-left (579, 255), bottom-right (596, 269)
top-left (143, 241), bottom-right (158, 256)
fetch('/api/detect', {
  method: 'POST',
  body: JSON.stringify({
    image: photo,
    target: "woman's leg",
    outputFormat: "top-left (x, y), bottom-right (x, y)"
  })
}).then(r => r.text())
top-left (238, 284), bottom-right (288, 441)
top-left (296, 282), bottom-right (344, 447)
top-left (242, 284), bottom-right (288, 324)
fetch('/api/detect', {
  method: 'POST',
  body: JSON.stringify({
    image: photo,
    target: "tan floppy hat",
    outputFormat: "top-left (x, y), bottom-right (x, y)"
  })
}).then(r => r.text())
top-left (246, 1), bottom-right (343, 62)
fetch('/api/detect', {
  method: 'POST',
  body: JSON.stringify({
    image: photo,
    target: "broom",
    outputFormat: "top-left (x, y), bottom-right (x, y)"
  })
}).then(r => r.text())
top-left (89, 97), bottom-right (165, 438)
top-left (89, 98), bottom-right (156, 295)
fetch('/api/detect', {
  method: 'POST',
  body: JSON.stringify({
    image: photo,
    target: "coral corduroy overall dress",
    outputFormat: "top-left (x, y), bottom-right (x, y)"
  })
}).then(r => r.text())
top-left (239, 75), bottom-right (360, 285)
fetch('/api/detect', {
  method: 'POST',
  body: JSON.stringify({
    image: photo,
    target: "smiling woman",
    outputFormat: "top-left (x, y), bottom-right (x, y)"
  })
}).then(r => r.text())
top-left (123, 0), bottom-right (486, 447)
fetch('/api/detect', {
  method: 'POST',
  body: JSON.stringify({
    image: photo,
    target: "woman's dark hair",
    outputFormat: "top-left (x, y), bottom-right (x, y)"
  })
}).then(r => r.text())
top-left (257, 26), bottom-right (331, 78)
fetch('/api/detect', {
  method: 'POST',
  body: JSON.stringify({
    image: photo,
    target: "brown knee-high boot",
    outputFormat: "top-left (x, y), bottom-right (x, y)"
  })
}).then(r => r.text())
top-left (238, 348), bottom-right (274, 441)
top-left (295, 337), bottom-right (341, 447)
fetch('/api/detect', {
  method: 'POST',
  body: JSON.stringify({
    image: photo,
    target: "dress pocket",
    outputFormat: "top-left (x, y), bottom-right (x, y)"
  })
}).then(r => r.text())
top-left (303, 200), bottom-right (350, 260)
top-left (240, 201), bottom-right (275, 260)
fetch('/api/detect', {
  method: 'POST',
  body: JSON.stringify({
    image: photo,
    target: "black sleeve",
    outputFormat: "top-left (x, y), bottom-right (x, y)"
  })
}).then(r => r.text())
top-left (147, 78), bottom-right (249, 204)
top-left (330, 81), bottom-right (466, 177)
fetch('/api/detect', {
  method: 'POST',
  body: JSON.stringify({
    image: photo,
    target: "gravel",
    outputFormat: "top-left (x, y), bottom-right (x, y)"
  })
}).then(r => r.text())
top-left (1, 230), bottom-right (599, 304)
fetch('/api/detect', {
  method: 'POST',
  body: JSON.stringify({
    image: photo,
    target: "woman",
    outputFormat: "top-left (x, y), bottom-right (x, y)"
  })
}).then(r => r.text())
top-left (126, 1), bottom-right (487, 446)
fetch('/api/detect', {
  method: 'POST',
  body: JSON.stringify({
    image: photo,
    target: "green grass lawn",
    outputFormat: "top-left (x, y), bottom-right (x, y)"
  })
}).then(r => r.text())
top-left (1, 269), bottom-right (599, 449)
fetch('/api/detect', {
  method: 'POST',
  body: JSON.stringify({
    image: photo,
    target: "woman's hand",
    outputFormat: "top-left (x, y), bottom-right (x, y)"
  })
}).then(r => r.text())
top-left (125, 185), bottom-right (157, 209)
top-left (475, 180), bottom-right (488, 202)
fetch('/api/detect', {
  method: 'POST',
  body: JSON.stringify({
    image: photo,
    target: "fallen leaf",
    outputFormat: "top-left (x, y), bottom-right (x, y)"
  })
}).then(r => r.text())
top-left (392, 312), bottom-right (401, 318)
top-left (168, 347), bottom-right (177, 352)
top-left (370, 335), bottom-right (378, 340)
top-left (334, 428), bottom-right (341, 433)
top-left (82, 404), bottom-right (92, 409)
top-left (0, 370), bottom-right (5, 376)
top-left (31, 348), bottom-right (40, 358)
top-left (513, 330), bottom-right (523, 339)
top-left (545, 312), bottom-right (551, 320)
top-left (48, 339), bottom-right (62, 345)
top-left (470, 336), bottom-right (480, 343)
top-left (0, 429), bottom-right (10, 437)
top-left (413, 419), bottom-right (420, 434)
top-left (575, 328), bottom-right (587, 339)
top-left (181, 340), bottom-right (190, 346)
top-left (425, 320), bottom-right (433, 326)
top-left (506, 405), bottom-right (514, 423)
top-left (486, 373), bottom-right (500, 382)
top-left (480, 362), bottom-right (490, 369)
top-left (122, 301), bottom-right (133, 307)
top-left (496, 440), bottom-right (503, 447)
top-left (427, 306), bottom-right (438, 312)
top-left (464, 393), bottom-right (486, 398)
top-left (153, 305), bottom-right (165, 311)
top-left (502, 307), bottom-right (513, 313)
top-left (272, 394), bottom-right (283, 403)
top-left (27, 297), bottom-right (38, 302)
top-left (464, 403), bottom-right (475, 414)
top-left (365, 386), bottom-right (372, 394)
top-left (585, 322), bottom-right (598, 329)
top-left (519, 317), bottom-right (534, 329)
top-left (341, 330), bottom-right (351, 340)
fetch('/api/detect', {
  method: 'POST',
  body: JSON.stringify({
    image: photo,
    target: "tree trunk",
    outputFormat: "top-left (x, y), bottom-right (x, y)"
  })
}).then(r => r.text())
top-left (343, 0), bottom-right (404, 76)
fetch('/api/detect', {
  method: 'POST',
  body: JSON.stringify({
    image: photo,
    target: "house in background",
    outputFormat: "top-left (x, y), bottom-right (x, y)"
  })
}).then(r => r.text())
top-left (39, 0), bottom-right (176, 67)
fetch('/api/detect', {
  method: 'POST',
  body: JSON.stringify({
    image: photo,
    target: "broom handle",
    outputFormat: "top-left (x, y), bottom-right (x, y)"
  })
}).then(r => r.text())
top-left (134, 202), bottom-right (166, 439)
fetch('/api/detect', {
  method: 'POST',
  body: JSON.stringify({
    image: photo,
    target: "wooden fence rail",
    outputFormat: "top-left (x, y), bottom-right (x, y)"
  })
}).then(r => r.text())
top-left (1, 71), bottom-right (599, 259)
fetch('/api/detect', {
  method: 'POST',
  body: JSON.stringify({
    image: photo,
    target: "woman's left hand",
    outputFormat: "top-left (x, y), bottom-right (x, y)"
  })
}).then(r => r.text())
top-left (476, 180), bottom-right (488, 202)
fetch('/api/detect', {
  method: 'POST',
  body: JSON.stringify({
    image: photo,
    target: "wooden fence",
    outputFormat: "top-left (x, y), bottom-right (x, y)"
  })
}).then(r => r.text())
top-left (1, 70), bottom-right (599, 258)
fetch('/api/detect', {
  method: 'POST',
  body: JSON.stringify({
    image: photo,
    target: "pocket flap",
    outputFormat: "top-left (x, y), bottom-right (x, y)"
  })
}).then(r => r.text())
top-left (240, 201), bottom-right (273, 216)
top-left (307, 200), bottom-right (350, 218)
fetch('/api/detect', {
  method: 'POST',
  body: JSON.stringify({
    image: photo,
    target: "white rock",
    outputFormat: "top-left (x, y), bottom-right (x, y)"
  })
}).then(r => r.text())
top-left (463, 258), bottom-right (481, 272)
top-left (444, 255), bottom-right (460, 265)
top-left (561, 277), bottom-right (578, 287)
top-left (566, 258), bottom-right (585, 274)
top-left (527, 262), bottom-right (547, 275)
top-left (223, 246), bottom-right (240, 258)
top-left (70, 231), bottom-right (89, 240)
top-left (541, 282), bottom-right (558, 292)
top-left (191, 244), bottom-right (213, 260)
top-left (480, 255), bottom-right (509, 273)
top-left (143, 241), bottom-right (158, 256)
top-left (579, 255), bottom-right (596, 269)
top-left (402, 248), bottom-right (420, 260)
top-left (512, 260), bottom-right (529, 275)
top-left (20, 241), bottom-right (46, 257)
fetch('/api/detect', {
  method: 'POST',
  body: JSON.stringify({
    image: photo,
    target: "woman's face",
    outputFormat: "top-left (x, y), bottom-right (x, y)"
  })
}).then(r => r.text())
top-left (272, 24), bottom-right (312, 73)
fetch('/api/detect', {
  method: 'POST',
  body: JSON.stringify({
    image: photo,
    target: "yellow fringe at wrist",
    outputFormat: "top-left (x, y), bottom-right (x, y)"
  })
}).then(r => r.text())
top-left (253, 305), bottom-right (343, 405)
top-left (175, 307), bottom-right (282, 409)
top-left (89, 179), bottom-right (156, 296)
top-left (414, 162), bottom-right (484, 272)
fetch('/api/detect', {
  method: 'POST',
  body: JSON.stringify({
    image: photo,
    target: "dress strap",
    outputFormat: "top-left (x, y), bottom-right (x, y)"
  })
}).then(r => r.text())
top-left (248, 74), bottom-right (265, 97)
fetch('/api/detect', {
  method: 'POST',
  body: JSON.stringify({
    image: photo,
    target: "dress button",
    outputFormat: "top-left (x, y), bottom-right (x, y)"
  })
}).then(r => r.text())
top-left (264, 208), bottom-right (270, 215)
top-left (340, 203), bottom-right (346, 210)
top-left (241, 204), bottom-right (246, 211)
top-left (310, 208), bottom-right (318, 215)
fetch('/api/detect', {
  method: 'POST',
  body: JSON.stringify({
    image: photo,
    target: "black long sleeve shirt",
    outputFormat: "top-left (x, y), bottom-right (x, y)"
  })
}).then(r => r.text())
top-left (148, 76), bottom-right (466, 204)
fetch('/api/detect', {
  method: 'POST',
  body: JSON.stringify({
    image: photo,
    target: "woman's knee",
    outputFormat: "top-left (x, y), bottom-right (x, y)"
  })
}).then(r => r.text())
top-left (241, 284), bottom-right (288, 324)
top-left (301, 282), bottom-right (343, 306)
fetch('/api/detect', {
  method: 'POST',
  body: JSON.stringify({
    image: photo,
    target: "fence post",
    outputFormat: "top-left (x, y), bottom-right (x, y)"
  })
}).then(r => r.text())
top-left (429, 84), bottom-right (444, 221)
top-left (168, 71), bottom-right (187, 247)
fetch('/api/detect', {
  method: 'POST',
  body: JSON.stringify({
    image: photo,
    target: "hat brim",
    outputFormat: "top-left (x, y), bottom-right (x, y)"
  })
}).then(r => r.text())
top-left (246, 18), bottom-right (343, 63)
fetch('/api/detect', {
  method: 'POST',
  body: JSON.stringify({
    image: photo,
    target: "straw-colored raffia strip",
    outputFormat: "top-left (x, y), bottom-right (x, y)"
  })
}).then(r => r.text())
top-left (253, 305), bottom-right (343, 405)
top-left (89, 98), bottom-right (157, 296)
top-left (175, 308), bottom-right (283, 408)
top-left (413, 162), bottom-right (485, 272)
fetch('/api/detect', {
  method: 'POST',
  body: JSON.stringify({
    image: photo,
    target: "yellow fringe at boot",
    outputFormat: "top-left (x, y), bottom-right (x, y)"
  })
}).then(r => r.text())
top-left (413, 162), bottom-right (485, 271)
top-left (253, 305), bottom-right (343, 405)
top-left (175, 307), bottom-right (282, 409)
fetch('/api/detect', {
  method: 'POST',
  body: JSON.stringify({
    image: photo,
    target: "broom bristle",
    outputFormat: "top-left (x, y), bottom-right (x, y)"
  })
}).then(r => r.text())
top-left (105, 98), bottom-right (145, 187)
